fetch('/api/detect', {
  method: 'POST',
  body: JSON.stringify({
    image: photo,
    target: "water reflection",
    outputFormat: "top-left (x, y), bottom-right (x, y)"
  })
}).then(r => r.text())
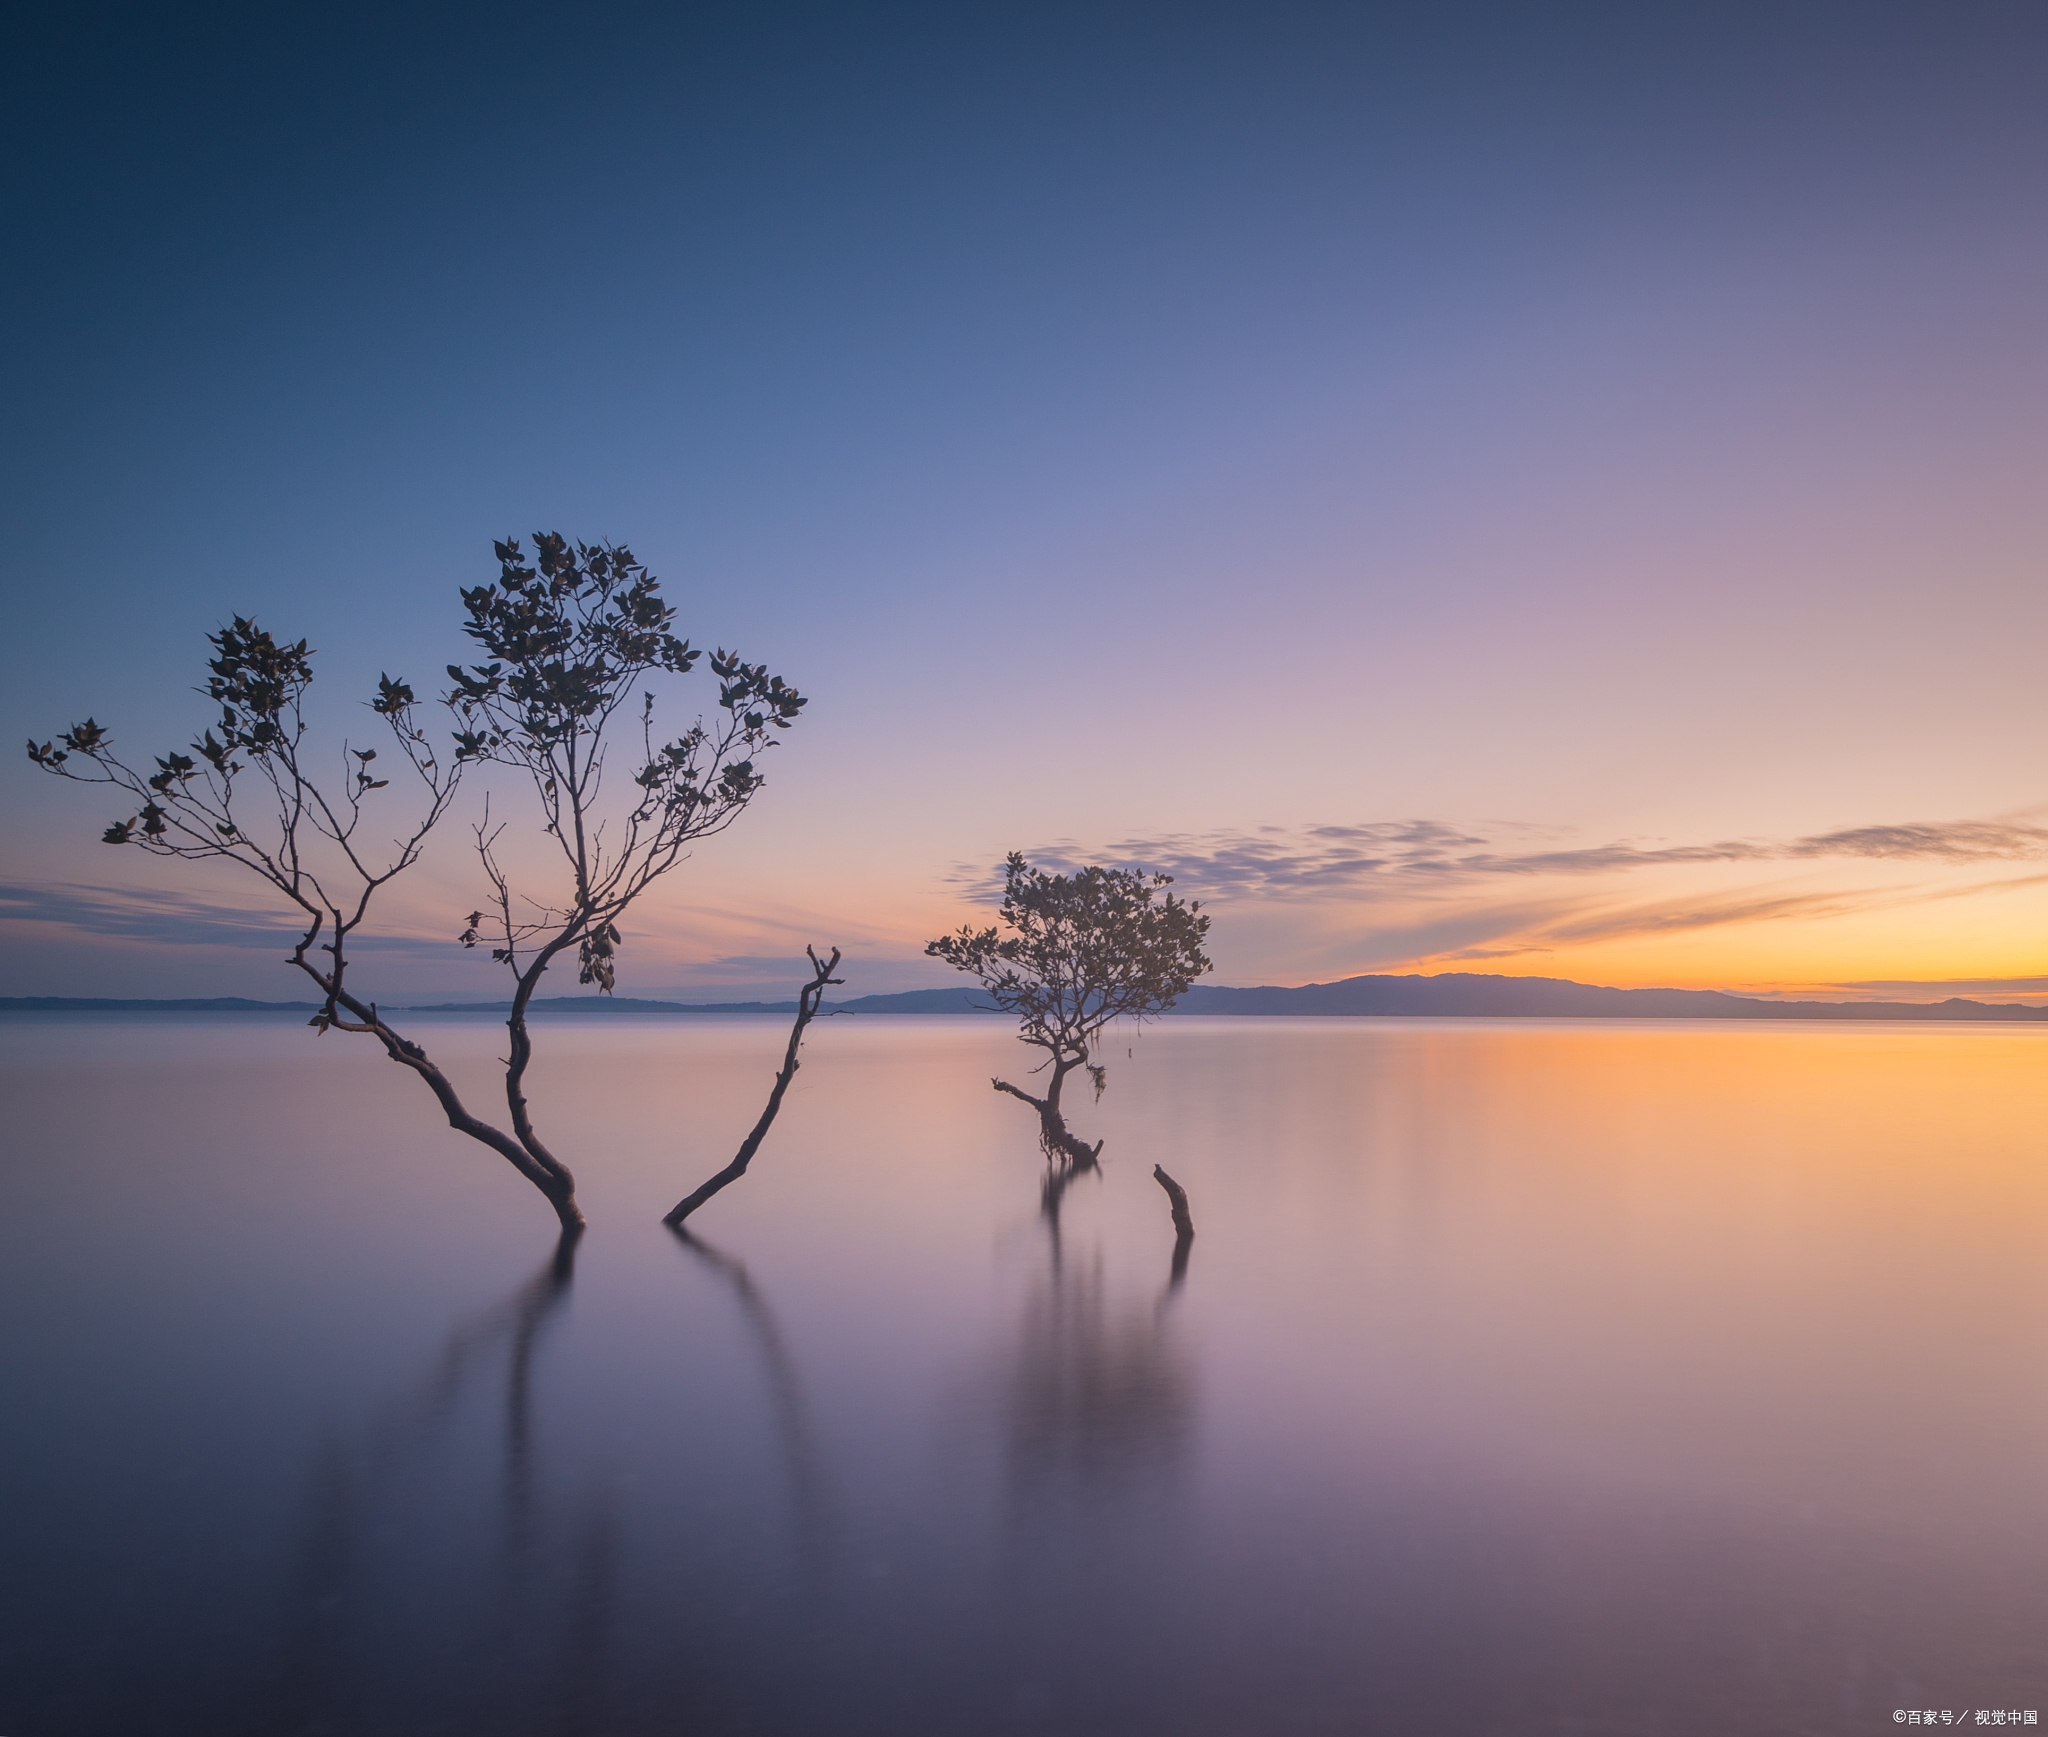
top-left (1037, 1136), bottom-right (1099, 1231)
top-left (668, 1225), bottom-right (834, 1563)
top-left (1003, 1162), bottom-right (1195, 1500)
top-left (1166, 1228), bottom-right (1191, 1290)
top-left (256, 1233), bottom-right (616, 1736)
top-left (1001, 1249), bottom-right (1194, 1495)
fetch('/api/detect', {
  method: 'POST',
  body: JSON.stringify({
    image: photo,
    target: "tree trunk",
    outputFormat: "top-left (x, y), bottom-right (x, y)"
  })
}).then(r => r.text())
top-left (296, 963), bottom-right (586, 1233)
top-left (503, 942), bottom-right (584, 1223)
top-left (992, 1075), bottom-right (1101, 1170)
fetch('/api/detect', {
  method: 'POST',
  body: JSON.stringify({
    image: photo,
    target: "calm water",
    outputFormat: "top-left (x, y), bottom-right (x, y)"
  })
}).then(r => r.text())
top-left (4, 1013), bottom-right (2047, 1735)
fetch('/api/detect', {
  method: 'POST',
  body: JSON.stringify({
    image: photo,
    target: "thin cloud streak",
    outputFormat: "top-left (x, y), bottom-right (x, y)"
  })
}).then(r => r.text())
top-left (0, 881), bottom-right (456, 956)
top-left (1320, 870), bottom-right (2048, 972)
top-left (1539, 889), bottom-right (1877, 946)
top-left (0, 880), bottom-right (317, 950)
top-left (0, 880), bottom-right (949, 1000)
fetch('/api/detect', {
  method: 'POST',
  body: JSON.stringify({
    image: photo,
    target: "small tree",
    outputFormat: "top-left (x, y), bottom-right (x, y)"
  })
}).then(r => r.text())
top-left (927, 852), bottom-right (1211, 1166)
top-left (20, 621), bottom-right (591, 1221)
top-left (446, 533), bottom-right (806, 1207)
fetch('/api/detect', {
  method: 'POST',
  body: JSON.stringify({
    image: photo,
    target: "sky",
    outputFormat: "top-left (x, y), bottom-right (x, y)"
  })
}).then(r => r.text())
top-left (4, 0), bottom-right (2047, 1004)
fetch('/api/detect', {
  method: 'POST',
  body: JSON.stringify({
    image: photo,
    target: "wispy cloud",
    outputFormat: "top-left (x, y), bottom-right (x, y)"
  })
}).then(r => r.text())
top-left (1787, 822), bottom-right (2048, 861)
top-left (0, 881), bottom-right (447, 955)
top-left (1538, 888), bottom-right (1876, 945)
top-left (958, 812), bottom-right (2048, 900)
top-left (0, 881), bottom-right (301, 949)
top-left (1308, 869), bottom-right (2048, 973)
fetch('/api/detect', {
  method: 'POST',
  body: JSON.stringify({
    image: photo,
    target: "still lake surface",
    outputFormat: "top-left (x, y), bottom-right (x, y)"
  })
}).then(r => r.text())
top-left (4, 1012), bottom-right (2047, 1735)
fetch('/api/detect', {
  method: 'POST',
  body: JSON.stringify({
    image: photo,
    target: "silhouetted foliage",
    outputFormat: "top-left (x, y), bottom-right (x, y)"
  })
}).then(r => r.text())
top-left (446, 534), bottom-right (807, 1213)
top-left (927, 852), bottom-right (1211, 1163)
top-left (22, 622), bottom-right (598, 1224)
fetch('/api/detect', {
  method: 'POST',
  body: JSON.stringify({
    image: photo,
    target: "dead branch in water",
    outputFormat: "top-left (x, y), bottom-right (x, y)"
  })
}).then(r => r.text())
top-left (1153, 1164), bottom-right (1195, 1243)
top-left (662, 947), bottom-right (842, 1226)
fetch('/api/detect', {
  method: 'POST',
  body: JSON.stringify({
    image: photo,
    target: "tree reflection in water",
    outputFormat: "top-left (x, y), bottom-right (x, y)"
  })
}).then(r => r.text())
top-left (239, 1222), bottom-right (849, 1736)
top-left (256, 1232), bottom-right (617, 1737)
top-left (667, 1225), bottom-right (835, 1568)
top-left (1002, 1162), bottom-right (1195, 1501)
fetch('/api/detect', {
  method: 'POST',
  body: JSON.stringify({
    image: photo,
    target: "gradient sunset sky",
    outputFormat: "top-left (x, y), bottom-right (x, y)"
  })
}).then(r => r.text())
top-left (5, 2), bottom-right (2047, 1003)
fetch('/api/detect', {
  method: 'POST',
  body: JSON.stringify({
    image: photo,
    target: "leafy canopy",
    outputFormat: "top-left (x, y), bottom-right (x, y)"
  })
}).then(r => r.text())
top-left (447, 533), bottom-right (806, 992)
top-left (927, 852), bottom-right (1212, 1075)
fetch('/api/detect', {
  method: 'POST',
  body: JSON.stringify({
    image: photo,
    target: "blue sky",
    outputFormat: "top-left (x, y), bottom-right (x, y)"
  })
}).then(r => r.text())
top-left (6, 2), bottom-right (2048, 1001)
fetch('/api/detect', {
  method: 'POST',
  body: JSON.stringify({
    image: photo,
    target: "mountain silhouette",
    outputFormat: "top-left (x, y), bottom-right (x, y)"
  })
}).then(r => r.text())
top-left (9, 975), bottom-right (2046, 1021)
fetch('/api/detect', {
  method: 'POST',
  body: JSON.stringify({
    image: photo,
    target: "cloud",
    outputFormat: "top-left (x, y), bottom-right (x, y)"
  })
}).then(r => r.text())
top-left (0, 880), bottom-right (301, 949)
top-left (1289, 900), bottom-right (1569, 975)
top-left (944, 821), bottom-right (1491, 896)
top-left (1376, 869), bottom-right (2048, 964)
top-left (0, 880), bottom-right (451, 955)
top-left (968, 812), bottom-right (2048, 901)
top-left (1276, 887), bottom-right (1871, 977)
top-left (1786, 822), bottom-right (2048, 861)
top-left (1538, 888), bottom-right (1876, 945)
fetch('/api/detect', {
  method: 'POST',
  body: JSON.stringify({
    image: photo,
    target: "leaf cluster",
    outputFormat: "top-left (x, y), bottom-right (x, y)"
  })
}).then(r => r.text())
top-left (206, 615), bottom-right (312, 756)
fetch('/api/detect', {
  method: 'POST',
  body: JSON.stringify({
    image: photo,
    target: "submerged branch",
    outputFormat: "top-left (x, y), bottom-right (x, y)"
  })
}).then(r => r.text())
top-left (662, 946), bottom-right (842, 1226)
top-left (1152, 1163), bottom-right (1195, 1243)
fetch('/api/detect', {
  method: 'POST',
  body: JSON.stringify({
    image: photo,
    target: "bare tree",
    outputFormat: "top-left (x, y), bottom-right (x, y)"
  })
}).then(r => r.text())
top-left (926, 852), bottom-right (1211, 1170)
top-left (22, 619), bottom-right (593, 1227)
top-left (447, 533), bottom-right (807, 1216)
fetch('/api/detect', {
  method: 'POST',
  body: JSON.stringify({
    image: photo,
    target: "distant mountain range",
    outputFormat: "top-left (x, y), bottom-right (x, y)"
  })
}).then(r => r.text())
top-left (1178, 973), bottom-right (2048, 1021)
top-left (7, 973), bottom-right (2048, 1021)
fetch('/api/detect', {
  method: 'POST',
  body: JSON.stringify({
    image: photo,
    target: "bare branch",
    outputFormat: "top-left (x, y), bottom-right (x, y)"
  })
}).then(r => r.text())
top-left (663, 947), bottom-right (843, 1226)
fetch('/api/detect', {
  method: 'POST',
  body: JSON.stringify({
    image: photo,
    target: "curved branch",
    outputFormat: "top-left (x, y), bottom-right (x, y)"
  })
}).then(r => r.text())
top-left (663, 947), bottom-right (842, 1225)
top-left (290, 957), bottom-right (583, 1232)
